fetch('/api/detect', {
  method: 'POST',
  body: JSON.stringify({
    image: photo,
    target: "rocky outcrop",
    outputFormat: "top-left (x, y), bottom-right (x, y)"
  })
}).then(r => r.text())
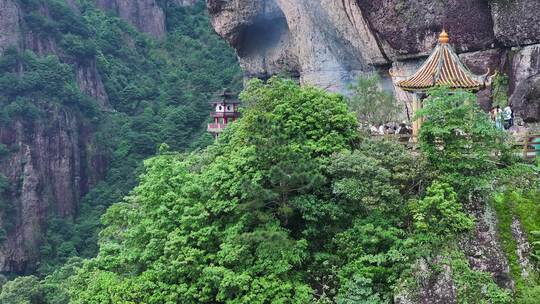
top-left (207, 0), bottom-right (540, 122)
top-left (395, 258), bottom-right (457, 304)
top-left (356, 0), bottom-right (495, 57)
top-left (511, 217), bottom-right (534, 279)
top-left (460, 202), bottom-right (513, 289)
top-left (75, 60), bottom-right (110, 108)
top-left (95, 0), bottom-right (166, 39)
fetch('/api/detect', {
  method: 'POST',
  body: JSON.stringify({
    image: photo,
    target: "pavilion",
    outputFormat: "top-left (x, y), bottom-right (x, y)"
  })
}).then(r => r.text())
top-left (394, 30), bottom-right (490, 140)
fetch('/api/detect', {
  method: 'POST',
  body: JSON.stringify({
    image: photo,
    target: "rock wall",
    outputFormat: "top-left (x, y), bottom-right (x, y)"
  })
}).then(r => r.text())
top-left (95, 0), bottom-right (166, 39)
top-left (0, 0), bottom-right (111, 273)
top-left (0, 0), bottom-right (21, 53)
top-left (207, 0), bottom-right (540, 122)
top-left (0, 106), bottom-right (106, 273)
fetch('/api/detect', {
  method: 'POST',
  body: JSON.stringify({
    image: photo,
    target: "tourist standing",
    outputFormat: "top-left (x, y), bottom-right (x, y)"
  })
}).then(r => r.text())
top-left (503, 105), bottom-right (513, 129)
top-left (494, 106), bottom-right (503, 130)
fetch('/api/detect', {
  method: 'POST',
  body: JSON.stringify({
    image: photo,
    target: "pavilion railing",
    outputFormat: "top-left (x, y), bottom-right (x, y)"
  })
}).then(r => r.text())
top-left (370, 133), bottom-right (540, 159)
top-left (512, 133), bottom-right (540, 159)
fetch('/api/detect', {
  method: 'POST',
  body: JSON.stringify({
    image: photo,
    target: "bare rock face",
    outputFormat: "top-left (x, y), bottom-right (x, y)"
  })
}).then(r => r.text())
top-left (95, 0), bottom-right (166, 39)
top-left (509, 44), bottom-right (540, 122)
top-left (75, 60), bottom-right (110, 109)
top-left (208, 0), bottom-right (386, 91)
top-left (207, 0), bottom-right (540, 121)
top-left (356, 0), bottom-right (495, 57)
top-left (491, 0), bottom-right (540, 47)
top-left (459, 49), bottom-right (505, 112)
top-left (0, 0), bottom-right (21, 52)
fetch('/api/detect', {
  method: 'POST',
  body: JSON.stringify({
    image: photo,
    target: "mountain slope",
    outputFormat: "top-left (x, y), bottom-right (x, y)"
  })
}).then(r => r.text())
top-left (0, 0), bottom-right (241, 275)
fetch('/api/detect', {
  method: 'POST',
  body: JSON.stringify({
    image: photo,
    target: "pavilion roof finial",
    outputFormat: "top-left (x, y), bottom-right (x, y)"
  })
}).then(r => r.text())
top-left (395, 27), bottom-right (485, 92)
top-left (439, 29), bottom-right (449, 44)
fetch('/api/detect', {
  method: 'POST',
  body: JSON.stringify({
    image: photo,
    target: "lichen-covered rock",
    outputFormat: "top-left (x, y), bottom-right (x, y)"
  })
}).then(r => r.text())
top-left (491, 0), bottom-right (540, 47)
top-left (460, 202), bottom-right (514, 290)
top-left (511, 217), bottom-right (534, 279)
top-left (395, 257), bottom-right (458, 304)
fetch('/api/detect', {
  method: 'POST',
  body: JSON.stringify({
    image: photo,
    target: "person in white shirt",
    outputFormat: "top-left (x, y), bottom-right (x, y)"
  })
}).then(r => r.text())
top-left (502, 105), bottom-right (513, 129)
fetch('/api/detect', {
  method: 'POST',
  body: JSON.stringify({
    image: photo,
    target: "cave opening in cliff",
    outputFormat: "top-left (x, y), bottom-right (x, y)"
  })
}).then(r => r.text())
top-left (237, 12), bottom-right (289, 57)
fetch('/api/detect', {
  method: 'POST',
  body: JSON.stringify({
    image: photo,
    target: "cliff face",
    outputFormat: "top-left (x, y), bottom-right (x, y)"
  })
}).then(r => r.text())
top-left (207, 0), bottom-right (540, 122)
top-left (95, 0), bottom-right (166, 39)
top-left (0, 0), bottom-right (111, 273)
top-left (0, 106), bottom-right (107, 273)
top-left (93, 0), bottom-right (200, 39)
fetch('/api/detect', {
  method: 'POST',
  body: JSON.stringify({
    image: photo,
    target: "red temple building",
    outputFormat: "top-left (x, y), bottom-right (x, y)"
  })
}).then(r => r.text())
top-left (207, 89), bottom-right (241, 138)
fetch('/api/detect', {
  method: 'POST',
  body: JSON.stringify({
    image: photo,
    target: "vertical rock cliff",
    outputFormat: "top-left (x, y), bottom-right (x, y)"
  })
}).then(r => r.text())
top-left (0, 0), bottom-right (110, 274)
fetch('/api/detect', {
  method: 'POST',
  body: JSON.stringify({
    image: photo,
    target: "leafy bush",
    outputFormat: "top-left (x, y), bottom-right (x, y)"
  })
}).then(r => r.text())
top-left (418, 87), bottom-right (505, 199)
top-left (409, 181), bottom-right (474, 238)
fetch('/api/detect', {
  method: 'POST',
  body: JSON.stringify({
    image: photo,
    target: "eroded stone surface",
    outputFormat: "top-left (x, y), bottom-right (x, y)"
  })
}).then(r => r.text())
top-left (511, 217), bottom-right (533, 279)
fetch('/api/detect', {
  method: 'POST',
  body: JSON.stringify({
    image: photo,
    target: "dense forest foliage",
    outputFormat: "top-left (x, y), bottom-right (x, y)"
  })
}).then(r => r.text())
top-left (4, 77), bottom-right (538, 303)
top-left (0, 0), bottom-right (240, 279)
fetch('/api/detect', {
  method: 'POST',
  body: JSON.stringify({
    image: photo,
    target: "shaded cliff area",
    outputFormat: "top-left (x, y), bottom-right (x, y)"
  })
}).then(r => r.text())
top-left (207, 0), bottom-right (540, 122)
top-left (0, 0), bottom-right (240, 275)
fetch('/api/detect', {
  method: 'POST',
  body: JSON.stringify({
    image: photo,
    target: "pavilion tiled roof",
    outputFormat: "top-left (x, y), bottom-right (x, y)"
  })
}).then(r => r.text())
top-left (397, 30), bottom-right (485, 92)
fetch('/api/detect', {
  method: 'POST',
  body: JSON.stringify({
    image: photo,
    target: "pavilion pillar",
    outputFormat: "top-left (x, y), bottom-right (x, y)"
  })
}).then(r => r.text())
top-left (412, 93), bottom-right (422, 142)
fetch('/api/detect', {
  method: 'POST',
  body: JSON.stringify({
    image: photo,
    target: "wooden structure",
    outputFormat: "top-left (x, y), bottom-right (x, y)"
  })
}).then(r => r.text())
top-left (394, 30), bottom-right (489, 141)
top-left (371, 133), bottom-right (540, 159)
top-left (513, 133), bottom-right (540, 159)
top-left (207, 89), bottom-right (241, 138)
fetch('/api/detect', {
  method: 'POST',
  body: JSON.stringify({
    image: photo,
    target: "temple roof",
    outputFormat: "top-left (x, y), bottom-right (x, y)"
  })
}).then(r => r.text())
top-left (396, 30), bottom-right (485, 92)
